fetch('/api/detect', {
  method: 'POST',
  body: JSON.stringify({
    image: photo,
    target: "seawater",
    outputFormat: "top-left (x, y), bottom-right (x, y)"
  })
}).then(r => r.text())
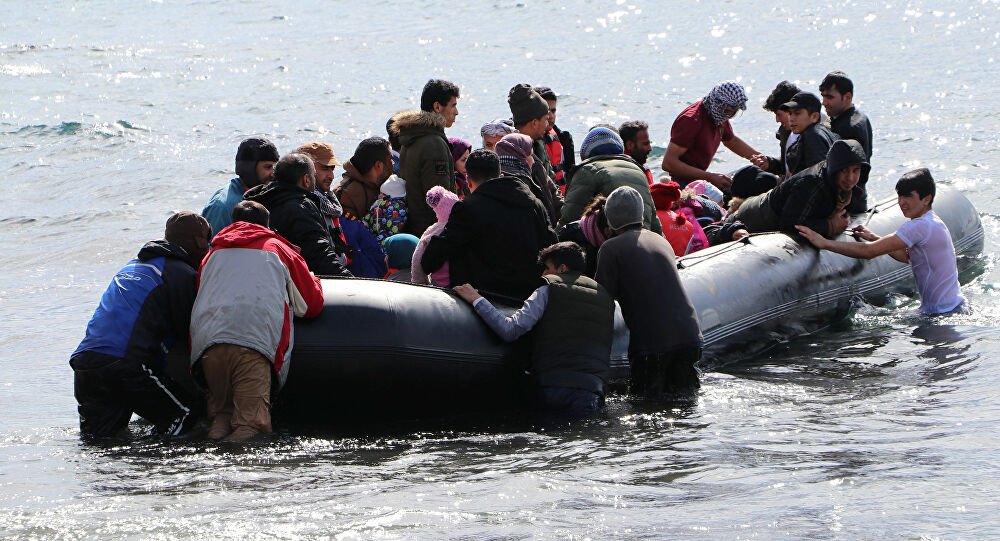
top-left (2, 0), bottom-right (999, 538)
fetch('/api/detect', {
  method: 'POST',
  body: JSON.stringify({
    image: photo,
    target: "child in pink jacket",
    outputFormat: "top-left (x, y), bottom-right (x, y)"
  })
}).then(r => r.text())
top-left (410, 186), bottom-right (460, 286)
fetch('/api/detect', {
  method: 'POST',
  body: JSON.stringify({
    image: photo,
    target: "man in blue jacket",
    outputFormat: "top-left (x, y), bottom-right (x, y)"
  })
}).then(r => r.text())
top-left (70, 212), bottom-right (212, 438)
top-left (202, 137), bottom-right (279, 237)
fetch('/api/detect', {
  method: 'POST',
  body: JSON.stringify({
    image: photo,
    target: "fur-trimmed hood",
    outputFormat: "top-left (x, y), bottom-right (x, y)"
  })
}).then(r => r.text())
top-left (395, 110), bottom-right (447, 146)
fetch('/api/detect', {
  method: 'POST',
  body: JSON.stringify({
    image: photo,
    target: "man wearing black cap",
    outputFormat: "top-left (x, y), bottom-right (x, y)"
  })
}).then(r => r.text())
top-left (69, 212), bottom-right (212, 438)
top-left (508, 83), bottom-right (564, 226)
top-left (781, 91), bottom-right (839, 177)
top-left (202, 137), bottom-right (279, 238)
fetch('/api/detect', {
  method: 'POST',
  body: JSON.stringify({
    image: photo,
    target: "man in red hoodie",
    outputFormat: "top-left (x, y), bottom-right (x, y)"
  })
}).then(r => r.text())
top-left (189, 201), bottom-right (325, 441)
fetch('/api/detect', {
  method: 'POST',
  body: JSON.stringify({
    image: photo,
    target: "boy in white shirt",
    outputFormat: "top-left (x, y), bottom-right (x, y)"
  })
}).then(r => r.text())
top-left (796, 168), bottom-right (966, 315)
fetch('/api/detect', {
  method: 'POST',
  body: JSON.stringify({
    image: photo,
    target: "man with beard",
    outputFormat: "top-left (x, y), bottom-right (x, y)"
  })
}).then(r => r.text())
top-left (619, 120), bottom-right (654, 184)
top-left (202, 137), bottom-right (279, 238)
top-left (244, 153), bottom-right (352, 277)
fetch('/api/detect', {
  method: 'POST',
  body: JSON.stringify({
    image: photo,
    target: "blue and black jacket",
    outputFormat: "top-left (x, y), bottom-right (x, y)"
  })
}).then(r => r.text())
top-left (72, 240), bottom-right (199, 370)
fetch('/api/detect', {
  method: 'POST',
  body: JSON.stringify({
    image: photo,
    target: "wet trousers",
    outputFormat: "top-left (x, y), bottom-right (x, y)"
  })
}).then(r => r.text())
top-left (199, 344), bottom-right (273, 439)
top-left (71, 350), bottom-right (198, 438)
top-left (629, 347), bottom-right (701, 399)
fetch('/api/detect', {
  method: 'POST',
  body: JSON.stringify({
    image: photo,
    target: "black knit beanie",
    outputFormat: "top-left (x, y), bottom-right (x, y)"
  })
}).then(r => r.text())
top-left (507, 84), bottom-right (549, 126)
top-left (234, 137), bottom-right (280, 188)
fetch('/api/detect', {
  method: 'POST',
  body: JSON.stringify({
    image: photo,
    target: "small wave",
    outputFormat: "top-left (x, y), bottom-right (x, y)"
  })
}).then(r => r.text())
top-left (8, 120), bottom-right (150, 138)
top-left (0, 63), bottom-right (51, 77)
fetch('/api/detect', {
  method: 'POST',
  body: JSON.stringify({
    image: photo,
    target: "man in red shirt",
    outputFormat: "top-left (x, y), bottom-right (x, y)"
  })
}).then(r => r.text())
top-left (661, 81), bottom-right (760, 191)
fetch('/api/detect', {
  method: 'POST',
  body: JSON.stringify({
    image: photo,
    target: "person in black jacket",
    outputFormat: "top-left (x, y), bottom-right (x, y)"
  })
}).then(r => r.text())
top-left (421, 149), bottom-right (557, 300)
top-left (820, 71), bottom-right (874, 212)
top-left (752, 80), bottom-right (801, 179)
top-left (725, 139), bottom-right (870, 238)
top-left (69, 212), bottom-right (211, 438)
top-left (244, 153), bottom-right (352, 277)
top-left (781, 92), bottom-right (840, 176)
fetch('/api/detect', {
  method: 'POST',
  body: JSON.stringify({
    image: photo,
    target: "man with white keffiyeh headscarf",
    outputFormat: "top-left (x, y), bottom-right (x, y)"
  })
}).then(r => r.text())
top-left (661, 81), bottom-right (762, 192)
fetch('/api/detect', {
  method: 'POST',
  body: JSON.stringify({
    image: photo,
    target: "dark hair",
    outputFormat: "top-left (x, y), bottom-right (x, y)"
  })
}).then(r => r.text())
top-left (386, 113), bottom-right (403, 151)
top-left (819, 71), bottom-right (854, 96)
top-left (352, 137), bottom-right (391, 175)
top-left (538, 241), bottom-right (586, 273)
top-left (895, 168), bottom-right (935, 206)
top-left (420, 79), bottom-right (460, 112)
top-left (589, 123), bottom-right (619, 133)
top-left (465, 149), bottom-right (500, 182)
top-left (534, 86), bottom-right (557, 101)
top-left (583, 194), bottom-right (609, 233)
top-left (273, 153), bottom-right (315, 185)
top-left (763, 80), bottom-right (801, 111)
top-left (231, 200), bottom-right (270, 227)
top-left (618, 120), bottom-right (649, 145)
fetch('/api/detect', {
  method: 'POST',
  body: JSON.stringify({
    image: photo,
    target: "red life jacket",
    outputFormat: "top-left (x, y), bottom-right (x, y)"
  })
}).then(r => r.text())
top-left (656, 209), bottom-right (695, 257)
top-left (544, 129), bottom-right (564, 183)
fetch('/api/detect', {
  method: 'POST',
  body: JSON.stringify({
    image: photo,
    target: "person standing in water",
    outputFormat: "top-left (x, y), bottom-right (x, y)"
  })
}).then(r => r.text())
top-left (796, 168), bottom-right (966, 315)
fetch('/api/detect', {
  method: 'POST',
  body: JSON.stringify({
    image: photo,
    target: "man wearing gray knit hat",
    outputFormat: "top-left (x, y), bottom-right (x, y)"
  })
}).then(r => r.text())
top-left (596, 186), bottom-right (703, 399)
top-left (508, 84), bottom-right (564, 226)
top-left (559, 129), bottom-right (662, 235)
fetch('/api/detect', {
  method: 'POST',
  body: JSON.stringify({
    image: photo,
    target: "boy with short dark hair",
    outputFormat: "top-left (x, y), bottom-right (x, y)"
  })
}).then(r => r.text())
top-left (454, 241), bottom-right (614, 419)
top-left (796, 168), bottom-right (966, 315)
top-left (781, 91), bottom-right (839, 176)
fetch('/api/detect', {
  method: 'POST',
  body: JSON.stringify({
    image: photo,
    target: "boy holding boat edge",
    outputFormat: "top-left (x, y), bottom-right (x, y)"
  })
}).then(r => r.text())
top-left (796, 168), bottom-right (966, 315)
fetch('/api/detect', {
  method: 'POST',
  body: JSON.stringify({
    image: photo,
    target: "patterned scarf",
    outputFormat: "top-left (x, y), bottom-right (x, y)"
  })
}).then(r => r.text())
top-left (703, 81), bottom-right (748, 126)
top-left (498, 155), bottom-right (531, 179)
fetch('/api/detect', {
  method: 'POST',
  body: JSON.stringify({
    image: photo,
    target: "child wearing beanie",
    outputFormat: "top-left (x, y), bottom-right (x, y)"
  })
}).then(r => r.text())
top-left (410, 186), bottom-right (461, 286)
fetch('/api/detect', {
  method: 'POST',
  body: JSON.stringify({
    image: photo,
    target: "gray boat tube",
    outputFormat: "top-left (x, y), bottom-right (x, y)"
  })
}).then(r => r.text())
top-left (680, 185), bottom-right (983, 367)
top-left (274, 186), bottom-right (982, 417)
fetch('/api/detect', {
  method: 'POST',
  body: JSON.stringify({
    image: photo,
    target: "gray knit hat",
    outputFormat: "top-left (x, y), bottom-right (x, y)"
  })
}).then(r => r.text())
top-left (507, 84), bottom-right (549, 126)
top-left (580, 127), bottom-right (624, 160)
top-left (605, 185), bottom-right (644, 231)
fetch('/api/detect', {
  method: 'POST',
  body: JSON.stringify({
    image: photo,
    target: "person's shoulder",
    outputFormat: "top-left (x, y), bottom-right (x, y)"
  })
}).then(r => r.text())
top-left (672, 102), bottom-right (703, 125)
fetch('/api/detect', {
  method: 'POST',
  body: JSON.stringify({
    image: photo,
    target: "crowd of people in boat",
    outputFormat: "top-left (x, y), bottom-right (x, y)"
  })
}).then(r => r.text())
top-left (69, 71), bottom-right (966, 441)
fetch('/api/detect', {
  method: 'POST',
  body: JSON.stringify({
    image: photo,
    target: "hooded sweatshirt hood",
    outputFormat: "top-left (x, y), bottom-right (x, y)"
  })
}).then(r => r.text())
top-left (473, 176), bottom-right (539, 209)
top-left (823, 139), bottom-right (870, 182)
top-left (137, 239), bottom-right (198, 268)
top-left (210, 221), bottom-right (293, 251)
top-left (395, 110), bottom-right (447, 147)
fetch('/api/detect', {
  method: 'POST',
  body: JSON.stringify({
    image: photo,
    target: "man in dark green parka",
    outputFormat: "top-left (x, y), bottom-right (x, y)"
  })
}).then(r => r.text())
top-left (399, 79), bottom-right (461, 236)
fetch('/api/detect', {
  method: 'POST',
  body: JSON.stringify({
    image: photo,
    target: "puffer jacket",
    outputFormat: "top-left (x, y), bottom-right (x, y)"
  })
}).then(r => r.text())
top-left (396, 110), bottom-right (455, 236)
top-left (559, 154), bottom-right (662, 234)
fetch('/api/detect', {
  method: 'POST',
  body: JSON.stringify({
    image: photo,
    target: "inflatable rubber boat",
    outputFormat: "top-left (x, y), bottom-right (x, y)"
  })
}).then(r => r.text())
top-left (275, 186), bottom-right (982, 417)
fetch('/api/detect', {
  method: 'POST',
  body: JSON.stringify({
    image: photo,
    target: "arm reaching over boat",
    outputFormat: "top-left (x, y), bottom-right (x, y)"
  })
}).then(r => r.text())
top-left (797, 169), bottom-right (967, 315)
top-left (796, 224), bottom-right (907, 262)
top-left (454, 242), bottom-right (614, 419)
